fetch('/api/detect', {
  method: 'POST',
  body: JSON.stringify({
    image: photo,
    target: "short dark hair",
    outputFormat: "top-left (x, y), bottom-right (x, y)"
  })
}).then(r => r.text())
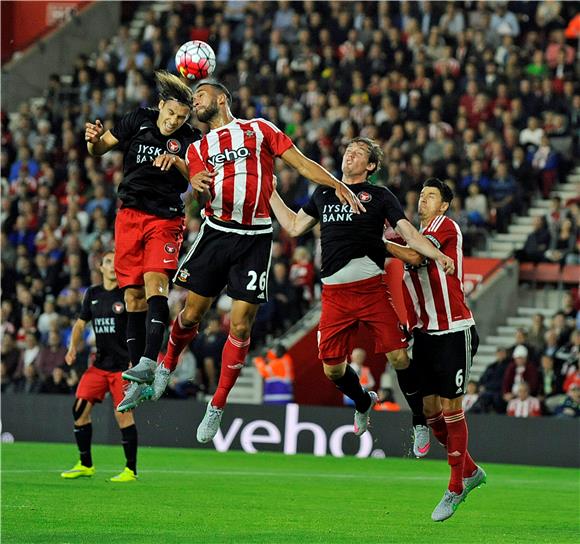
top-left (194, 79), bottom-right (233, 106)
top-left (348, 137), bottom-right (384, 176)
top-left (423, 178), bottom-right (454, 204)
top-left (155, 70), bottom-right (194, 108)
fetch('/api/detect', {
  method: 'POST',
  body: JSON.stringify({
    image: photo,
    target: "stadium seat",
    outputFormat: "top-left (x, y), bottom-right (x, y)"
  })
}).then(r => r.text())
top-left (519, 263), bottom-right (562, 287)
top-left (561, 265), bottom-right (580, 286)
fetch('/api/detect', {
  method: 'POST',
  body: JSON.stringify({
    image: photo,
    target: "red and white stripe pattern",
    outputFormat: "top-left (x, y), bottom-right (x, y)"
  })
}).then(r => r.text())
top-left (443, 410), bottom-right (465, 425)
top-left (186, 118), bottom-right (293, 228)
top-left (507, 397), bottom-right (541, 417)
top-left (228, 334), bottom-right (251, 349)
top-left (403, 215), bottom-right (474, 332)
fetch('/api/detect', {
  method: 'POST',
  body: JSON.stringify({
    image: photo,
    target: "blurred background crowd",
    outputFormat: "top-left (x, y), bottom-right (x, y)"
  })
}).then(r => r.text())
top-left (1, 1), bottom-right (578, 415)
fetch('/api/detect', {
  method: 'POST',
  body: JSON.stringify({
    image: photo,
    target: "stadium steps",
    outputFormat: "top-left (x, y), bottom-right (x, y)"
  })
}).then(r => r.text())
top-left (470, 294), bottom-right (563, 380)
top-left (226, 365), bottom-right (263, 404)
top-left (473, 169), bottom-right (580, 259)
top-left (128, 2), bottom-right (173, 39)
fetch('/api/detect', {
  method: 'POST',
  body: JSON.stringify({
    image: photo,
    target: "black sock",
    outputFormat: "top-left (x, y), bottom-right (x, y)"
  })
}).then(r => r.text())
top-left (396, 361), bottom-right (426, 426)
top-left (126, 311), bottom-right (147, 366)
top-left (121, 424), bottom-right (138, 474)
top-left (143, 296), bottom-right (169, 361)
top-left (74, 423), bottom-right (92, 467)
top-left (332, 364), bottom-right (371, 413)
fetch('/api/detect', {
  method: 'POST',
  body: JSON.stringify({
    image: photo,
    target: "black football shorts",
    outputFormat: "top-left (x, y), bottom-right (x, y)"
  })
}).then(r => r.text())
top-left (173, 219), bottom-right (272, 304)
top-left (412, 325), bottom-right (479, 399)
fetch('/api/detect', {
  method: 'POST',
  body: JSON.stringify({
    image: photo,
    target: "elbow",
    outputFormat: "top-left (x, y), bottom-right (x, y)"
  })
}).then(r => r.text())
top-left (408, 254), bottom-right (424, 267)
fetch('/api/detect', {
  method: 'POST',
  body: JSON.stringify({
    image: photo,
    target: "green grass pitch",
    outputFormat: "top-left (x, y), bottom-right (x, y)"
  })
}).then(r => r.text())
top-left (2, 442), bottom-right (578, 543)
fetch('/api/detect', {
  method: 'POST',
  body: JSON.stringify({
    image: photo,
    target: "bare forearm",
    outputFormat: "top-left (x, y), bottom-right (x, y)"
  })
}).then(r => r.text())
top-left (404, 229), bottom-right (442, 260)
top-left (270, 191), bottom-right (300, 235)
top-left (385, 241), bottom-right (424, 266)
top-left (295, 157), bottom-right (340, 189)
top-left (396, 221), bottom-right (442, 260)
top-left (87, 140), bottom-right (109, 157)
top-left (69, 321), bottom-right (85, 351)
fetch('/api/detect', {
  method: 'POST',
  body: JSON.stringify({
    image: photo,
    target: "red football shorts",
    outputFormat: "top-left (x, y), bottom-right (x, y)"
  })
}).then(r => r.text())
top-left (114, 207), bottom-right (184, 288)
top-left (76, 366), bottom-right (127, 407)
top-left (318, 274), bottom-right (408, 362)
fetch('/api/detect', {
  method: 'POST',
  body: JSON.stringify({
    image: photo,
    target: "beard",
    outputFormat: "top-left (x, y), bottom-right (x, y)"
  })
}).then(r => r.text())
top-left (196, 100), bottom-right (219, 123)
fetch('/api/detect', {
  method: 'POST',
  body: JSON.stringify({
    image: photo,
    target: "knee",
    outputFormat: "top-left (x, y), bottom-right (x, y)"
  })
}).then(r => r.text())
top-left (387, 349), bottom-right (409, 370)
top-left (73, 399), bottom-right (90, 425)
top-left (181, 304), bottom-right (204, 326)
top-left (422, 396), bottom-right (440, 418)
top-left (229, 320), bottom-right (251, 339)
top-left (323, 360), bottom-right (346, 381)
top-left (115, 411), bottom-right (134, 428)
top-left (124, 289), bottom-right (147, 312)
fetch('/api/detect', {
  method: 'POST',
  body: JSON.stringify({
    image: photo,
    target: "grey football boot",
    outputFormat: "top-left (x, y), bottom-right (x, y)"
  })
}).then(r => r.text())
top-left (122, 356), bottom-right (156, 384)
top-left (117, 382), bottom-right (153, 413)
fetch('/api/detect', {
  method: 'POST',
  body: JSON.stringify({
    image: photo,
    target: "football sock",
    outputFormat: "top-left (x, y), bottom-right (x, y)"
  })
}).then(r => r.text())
top-left (120, 424), bottom-right (138, 474)
top-left (74, 423), bottom-right (93, 467)
top-left (426, 411), bottom-right (448, 447)
top-left (126, 311), bottom-right (147, 366)
top-left (163, 312), bottom-right (199, 372)
top-left (143, 296), bottom-right (169, 361)
top-left (427, 410), bottom-right (478, 478)
top-left (212, 334), bottom-right (250, 408)
top-left (332, 364), bottom-right (371, 413)
top-left (395, 362), bottom-right (426, 426)
top-left (444, 410), bottom-right (468, 494)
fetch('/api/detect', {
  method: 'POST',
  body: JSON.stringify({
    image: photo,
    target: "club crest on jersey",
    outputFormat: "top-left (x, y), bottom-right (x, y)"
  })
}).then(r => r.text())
top-left (164, 243), bottom-right (177, 254)
top-left (207, 146), bottom-right (250, 167)
top-left (167, 139), bottom-right (181, 153)
top-left (177, 269), bottom-right (190, 282)
top-left (357, 191), bottom-right (372, 203)
top-left (112, 301), bottom-right (125, 314)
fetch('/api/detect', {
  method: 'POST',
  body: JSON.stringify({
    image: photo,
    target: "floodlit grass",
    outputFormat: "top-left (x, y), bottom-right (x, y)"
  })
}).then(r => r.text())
top-left (2, 442), bottom-right (578, 543)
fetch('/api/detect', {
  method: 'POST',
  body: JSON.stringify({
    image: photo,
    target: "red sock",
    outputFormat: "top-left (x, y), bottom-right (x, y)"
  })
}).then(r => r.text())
top-left (163, 313), bottom-right (199, 372)
top-left (428, 410), bottom-right (478, 478)
top-left (212, 334), bottom-right (250, 408)
top-left (444, 410), bottom-right (468, 494)
top-left (426, 411), bottom-right (448, 447)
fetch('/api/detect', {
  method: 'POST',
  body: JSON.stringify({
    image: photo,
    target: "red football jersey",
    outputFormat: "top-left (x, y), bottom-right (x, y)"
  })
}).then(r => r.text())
top-left (402, 215), bottom-right (474, 332)
top-left (186, 118), bottom-right (293, 227)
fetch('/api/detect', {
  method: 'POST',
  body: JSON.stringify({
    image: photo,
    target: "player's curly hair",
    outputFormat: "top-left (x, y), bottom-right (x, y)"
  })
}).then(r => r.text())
top-left (155, 70), bottom-right (194, 108)
top-left (348, 137), bottom-right (384, 177)
top-left (423, 178), bottom-right (454, 203)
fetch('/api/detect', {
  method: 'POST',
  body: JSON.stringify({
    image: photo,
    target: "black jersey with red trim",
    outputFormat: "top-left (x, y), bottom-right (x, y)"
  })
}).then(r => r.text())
top-left (111, 108), bottom-right (201, 218)
top-left (79, 285), bottom-right (129, 372)
top-left (302, 182), bottom-right (406, 278)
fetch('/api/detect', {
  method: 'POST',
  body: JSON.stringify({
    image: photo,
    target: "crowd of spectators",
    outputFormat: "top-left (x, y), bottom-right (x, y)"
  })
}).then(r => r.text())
top-left (1, 1), bottom-right (579, 405)
top-left (516, 195), bottom-right (579, 264)
top-left (467, 290), bottom-right (579, 417)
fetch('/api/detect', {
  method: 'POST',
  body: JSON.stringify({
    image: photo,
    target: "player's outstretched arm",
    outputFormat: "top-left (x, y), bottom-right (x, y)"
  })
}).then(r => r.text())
top-left (280, 146), bottom-right (365, 214)
top-left (65, 318), bottom-right (87, 366)
top-left (85, 119), bottom-right (119, 156)
top-left (395, 219), bottom-right (455, 275)
top-left (385, 240), bottom-right (425, 266)
top-left (270, 190), bottom-right (318, 237)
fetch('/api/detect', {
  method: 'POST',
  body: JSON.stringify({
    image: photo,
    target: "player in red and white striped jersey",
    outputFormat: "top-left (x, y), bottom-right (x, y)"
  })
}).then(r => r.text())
top-left (385, 179), bottom-right (486, 522)
top-left (401, 204), bottom-right (475, 334)
top-left (142, 80), bottom-right (365, 443)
